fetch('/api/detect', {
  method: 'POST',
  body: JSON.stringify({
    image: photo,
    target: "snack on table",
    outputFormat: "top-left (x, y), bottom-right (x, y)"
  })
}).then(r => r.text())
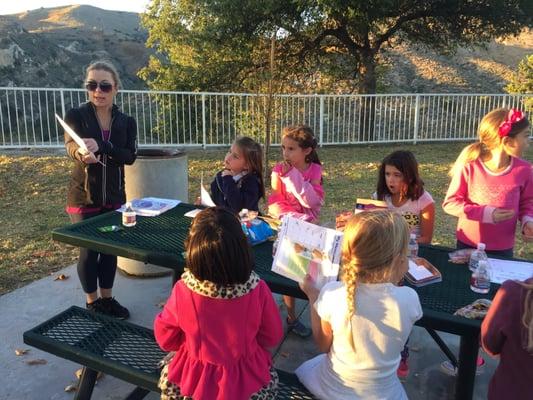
top-left (454, 298), bottom-right (492, 319)
top-left (448, 248), bottom-right (474, 264)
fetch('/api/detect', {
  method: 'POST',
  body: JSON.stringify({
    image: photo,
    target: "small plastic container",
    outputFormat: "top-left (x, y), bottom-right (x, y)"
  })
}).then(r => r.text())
top-left (122, 202), bottom-right (137, 227)
top-left (470, 259), bottom-right (491, 294)
top-left (468, 243), bottom-right (488, 272)
top-left (408, 233), bottom-right (418, 259)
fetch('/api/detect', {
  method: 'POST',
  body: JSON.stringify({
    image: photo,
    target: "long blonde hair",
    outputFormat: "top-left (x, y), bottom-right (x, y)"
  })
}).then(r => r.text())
top-left (519, 281), bottom-right (533, 353)
top-left (449, 108), bottom-right (530, 177)
top-left (340, 210), bottom-right (409, 351)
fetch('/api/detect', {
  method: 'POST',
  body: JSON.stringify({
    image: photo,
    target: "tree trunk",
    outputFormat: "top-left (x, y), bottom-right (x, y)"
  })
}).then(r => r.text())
top-left (263, 36), bottom-right (275, 179)
top-left (357, 54), bottom-right (377, 141)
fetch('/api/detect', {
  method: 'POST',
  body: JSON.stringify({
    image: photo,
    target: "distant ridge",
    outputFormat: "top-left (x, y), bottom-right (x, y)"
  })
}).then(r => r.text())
top-left (0, 5), bottom-right (530, 93)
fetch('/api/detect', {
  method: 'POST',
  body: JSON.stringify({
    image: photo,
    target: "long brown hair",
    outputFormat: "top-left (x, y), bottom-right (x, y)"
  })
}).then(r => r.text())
top-left (234, 136), bottom-right (265, 198)
top-left (341, 210), bottom-right (409, 351)
top-left (376, 150), bottom-right (424, 201)
top-left (449, 108), bottom-right (530, 177)
top-left (282, 125), bottom-right (321, 165)
top-left (185, 207), bottom-right (253, 285)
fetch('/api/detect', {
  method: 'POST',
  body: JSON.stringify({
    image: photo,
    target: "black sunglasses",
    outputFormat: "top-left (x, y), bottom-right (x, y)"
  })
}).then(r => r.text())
top-left (85, 81), bottom-right (114, 93)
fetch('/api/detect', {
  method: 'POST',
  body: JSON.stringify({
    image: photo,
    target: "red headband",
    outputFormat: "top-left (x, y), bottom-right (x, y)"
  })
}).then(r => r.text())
top-left (498, 108), bottom-right (525, 138)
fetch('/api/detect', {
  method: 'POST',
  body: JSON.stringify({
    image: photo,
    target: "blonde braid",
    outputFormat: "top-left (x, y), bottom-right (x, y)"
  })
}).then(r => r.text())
top-left (340, 210), bottom-right (410, 353)
top-left (342, 260), bottom-right (359, 351)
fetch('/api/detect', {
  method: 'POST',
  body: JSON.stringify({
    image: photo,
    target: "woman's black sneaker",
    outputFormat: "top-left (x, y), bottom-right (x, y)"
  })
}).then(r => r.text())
top-left (99, 297), bottom-right (130, 320)
top-left (86, 298), bottom-right (105, 313)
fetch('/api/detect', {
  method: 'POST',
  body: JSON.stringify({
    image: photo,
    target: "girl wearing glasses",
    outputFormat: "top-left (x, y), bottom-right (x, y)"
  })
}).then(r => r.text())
top-left (64, 60), bottom-right (137, 320)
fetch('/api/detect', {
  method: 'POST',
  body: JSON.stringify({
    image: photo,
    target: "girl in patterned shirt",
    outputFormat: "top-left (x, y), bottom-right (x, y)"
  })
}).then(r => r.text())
top-left (375, 150), bottom-right (435, 245)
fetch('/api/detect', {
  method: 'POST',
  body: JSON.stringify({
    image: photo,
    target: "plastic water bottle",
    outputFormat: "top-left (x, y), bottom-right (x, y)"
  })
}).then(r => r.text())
top-left (468, 243), bottom-right (487, 272)
top-left (470, 259), bottom-right (491, 294)
top-left (122, 202), bottom-right (136, 227)
top-left (408, 233), bottom-right (418, 259)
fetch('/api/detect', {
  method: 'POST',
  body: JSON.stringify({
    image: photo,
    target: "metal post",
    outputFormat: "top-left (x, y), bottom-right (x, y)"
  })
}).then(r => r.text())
top-left (60, 89), bottom-right (66, 117)
top-left (319, 96), bottom-right (324, 147)
top-left (413, 94), bottom-right (420, 145)
top-left (201, 93), bottom-right (206, 149)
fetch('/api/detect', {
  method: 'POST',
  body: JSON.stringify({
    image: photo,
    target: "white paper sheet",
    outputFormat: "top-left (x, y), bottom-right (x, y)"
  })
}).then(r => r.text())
top-left (117, 197), bottom-right (181, 217)
top-left (184, 209), bottom-right (202, 218)
top-left (487, 257), bottom-right (533, 284)
top-left (55, 113), bottom-right (88, 151)
top-left (56, 113), bottom-right (105, 166)
top-left (200, 176), bottom-right (216, 207)
top-left (408, 259), bottom-right (434, 280)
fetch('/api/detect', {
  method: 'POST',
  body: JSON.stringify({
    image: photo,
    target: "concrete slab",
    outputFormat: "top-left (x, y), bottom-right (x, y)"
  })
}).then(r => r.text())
top-left (0, 264), bottom-right (497, 400)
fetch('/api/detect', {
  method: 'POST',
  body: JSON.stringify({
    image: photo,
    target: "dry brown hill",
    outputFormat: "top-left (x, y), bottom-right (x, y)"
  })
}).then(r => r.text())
top-left (0, 5), bottom-right (530, 92)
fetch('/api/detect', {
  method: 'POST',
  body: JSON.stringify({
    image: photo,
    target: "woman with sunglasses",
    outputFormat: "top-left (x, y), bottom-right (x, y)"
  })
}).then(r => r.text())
top-left (64, 60), bottom-right (137, 319)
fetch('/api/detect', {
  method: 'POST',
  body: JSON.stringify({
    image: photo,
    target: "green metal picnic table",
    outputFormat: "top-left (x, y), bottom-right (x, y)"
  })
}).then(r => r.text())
top-left (52, 202), bottom-right (511, 400)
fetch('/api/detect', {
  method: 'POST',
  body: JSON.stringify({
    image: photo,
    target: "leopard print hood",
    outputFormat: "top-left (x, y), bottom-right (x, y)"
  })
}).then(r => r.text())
top-left (181, 269), bottom-right (260, 299)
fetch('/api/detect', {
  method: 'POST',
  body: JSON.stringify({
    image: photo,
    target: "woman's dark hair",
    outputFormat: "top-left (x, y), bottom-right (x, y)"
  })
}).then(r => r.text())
top-left (376, 150), bottom-right (424, 201)
top-left (234, 136), bottom-right (265, 198)
top-left (282, 125), bottom-right (321, 165)
top-left (185, 207), bottom-right (253, 285)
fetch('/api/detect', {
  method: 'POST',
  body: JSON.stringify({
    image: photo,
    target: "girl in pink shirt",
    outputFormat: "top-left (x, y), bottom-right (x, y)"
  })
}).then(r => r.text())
top-left (154, 207), bottom-right (283, 400)
top-left (443, 108), bottom-right (532, 257)
top-left (268, 125), bottom-right (324, 223)
top-left (268, 125), bottom-right (324, 338)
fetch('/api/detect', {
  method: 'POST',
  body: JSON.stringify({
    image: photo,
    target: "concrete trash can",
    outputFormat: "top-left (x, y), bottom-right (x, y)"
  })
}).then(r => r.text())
top-left (118, 148), bottom-right (188, 277)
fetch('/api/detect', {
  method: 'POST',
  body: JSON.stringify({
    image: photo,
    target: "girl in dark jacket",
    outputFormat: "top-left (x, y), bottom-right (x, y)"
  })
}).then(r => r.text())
top-left (210, 136), bottom-right (265, 214)
top-left (64, 60), bottom-right (137, 319)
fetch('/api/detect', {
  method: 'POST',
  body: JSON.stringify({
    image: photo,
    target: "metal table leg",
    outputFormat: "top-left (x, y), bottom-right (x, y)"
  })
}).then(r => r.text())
top-left (455, 334), bottom-right (479, 400)
top-left (74, 367), bottom-right (98, 400)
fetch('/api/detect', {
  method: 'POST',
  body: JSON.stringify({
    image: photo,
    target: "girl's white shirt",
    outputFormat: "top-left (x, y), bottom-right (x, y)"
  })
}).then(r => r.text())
top-left (296, 280), bottom-right (422, 400)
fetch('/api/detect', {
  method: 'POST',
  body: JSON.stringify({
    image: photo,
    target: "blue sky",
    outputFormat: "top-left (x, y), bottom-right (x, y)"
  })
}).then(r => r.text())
top-left (0, 1), bottom-right (149, 15)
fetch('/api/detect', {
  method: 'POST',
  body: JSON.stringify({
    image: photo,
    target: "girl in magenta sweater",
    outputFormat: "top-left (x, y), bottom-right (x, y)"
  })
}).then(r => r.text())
top-left (154, 207), bottom-right (283, 400)
top-left (443, 108), bottom-right (532, 257)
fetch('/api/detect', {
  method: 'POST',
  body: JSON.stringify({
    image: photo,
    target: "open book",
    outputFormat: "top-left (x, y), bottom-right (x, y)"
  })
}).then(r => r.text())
top-left (272, 216), bottom-right (343, 288)
top-left (117, 197), bottom-right (181, 217)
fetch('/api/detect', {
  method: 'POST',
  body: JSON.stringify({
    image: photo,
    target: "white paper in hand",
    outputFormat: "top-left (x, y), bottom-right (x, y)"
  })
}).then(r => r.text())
top-left (200, 175), bottom-right (216, 207)
top-left (55, 113), bottom-right (88, 151)
top-left (56, 113), bottom-right (105, 166)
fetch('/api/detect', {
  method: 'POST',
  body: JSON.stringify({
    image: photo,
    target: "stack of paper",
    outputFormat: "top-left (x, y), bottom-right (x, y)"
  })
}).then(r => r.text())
top-left (117, 197), bottom-right (181, 217)
top-left (488, 258), bottom-right (533, 284)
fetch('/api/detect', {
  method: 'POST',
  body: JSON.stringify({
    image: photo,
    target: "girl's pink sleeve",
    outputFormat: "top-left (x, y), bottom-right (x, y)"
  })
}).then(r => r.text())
top-left (154, 285), bottom-right (184, 352)
top-left (481, 282), bottom-right (514, 356)
top-left (256, 281), bottom-right (283, 349)
top-left (279, 165), bottom-right (324, 210)
top-left (442, 165), bottom-right (492, 222)
top-left (519, 167), bottom-right (533, 227)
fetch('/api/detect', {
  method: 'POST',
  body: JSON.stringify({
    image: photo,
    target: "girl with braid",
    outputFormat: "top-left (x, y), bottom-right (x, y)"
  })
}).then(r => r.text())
top-left (296, 210), bottom-right (422, 399)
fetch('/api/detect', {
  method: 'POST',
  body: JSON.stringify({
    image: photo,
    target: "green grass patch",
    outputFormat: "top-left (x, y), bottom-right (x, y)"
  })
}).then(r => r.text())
top-left (1, 143), bottom-right (531, 295)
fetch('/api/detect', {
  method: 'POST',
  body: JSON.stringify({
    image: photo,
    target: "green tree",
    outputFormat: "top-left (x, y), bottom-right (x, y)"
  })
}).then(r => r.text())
top-left (505, 54), bottom-right (533, 111)
top-left (140, 0), bottom-right (532, 94)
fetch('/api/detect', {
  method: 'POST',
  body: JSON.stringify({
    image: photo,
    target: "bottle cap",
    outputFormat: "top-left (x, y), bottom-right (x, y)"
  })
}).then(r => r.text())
top-left (477, 243), bottom-right (486, 251)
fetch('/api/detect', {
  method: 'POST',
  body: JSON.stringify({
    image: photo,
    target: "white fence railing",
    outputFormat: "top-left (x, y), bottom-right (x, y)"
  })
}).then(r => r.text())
top-left (0, 88), bottom-right (530, 148)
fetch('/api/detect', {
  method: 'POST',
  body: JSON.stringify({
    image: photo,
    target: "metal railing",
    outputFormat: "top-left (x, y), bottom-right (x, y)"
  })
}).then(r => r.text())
top-left (0, 88), bottom-right (530, 148)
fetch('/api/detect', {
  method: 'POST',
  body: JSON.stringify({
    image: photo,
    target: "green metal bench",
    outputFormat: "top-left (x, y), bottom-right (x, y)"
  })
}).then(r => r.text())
top-left (23, 306), bottom-right (316, 400)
